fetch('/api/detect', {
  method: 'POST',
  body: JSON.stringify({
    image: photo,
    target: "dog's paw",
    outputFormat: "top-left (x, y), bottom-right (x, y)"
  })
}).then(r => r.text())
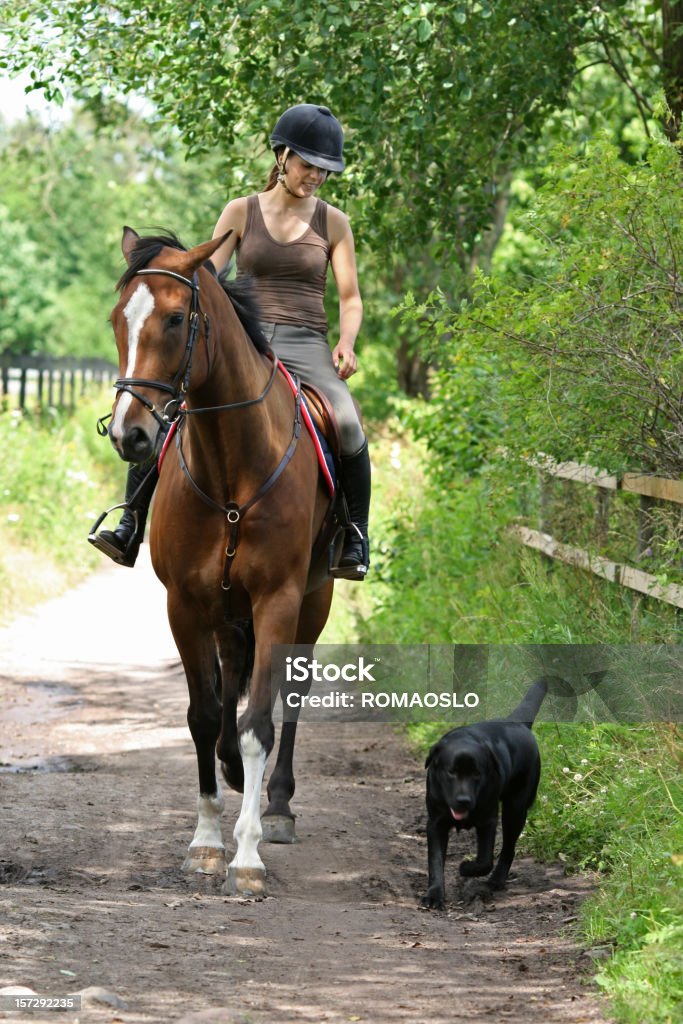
top-left (486, 870), bottom-right (508, 890)
top-left (420, 891), bottom-right (446, 911)
top-left (459, 859), bottom-right (493, 878)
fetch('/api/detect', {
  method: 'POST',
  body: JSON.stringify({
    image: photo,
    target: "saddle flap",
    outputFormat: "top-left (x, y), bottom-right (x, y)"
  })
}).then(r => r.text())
top-left (301, 383), bottom-right (342, 461)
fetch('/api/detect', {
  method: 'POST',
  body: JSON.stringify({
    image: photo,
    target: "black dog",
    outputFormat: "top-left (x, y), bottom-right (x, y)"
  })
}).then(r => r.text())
top-left (421, 679), bottom-right (550, 909)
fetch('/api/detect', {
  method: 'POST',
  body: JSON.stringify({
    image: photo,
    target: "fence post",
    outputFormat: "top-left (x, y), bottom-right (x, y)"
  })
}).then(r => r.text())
top-left (539, 470), bottom-right (554, 572)
top-left (637, 494), bottom-right (656, 560)
top-left (595, 488), bottom-right (610, 550)
top-left (0, 355), bottom-right (117, 414)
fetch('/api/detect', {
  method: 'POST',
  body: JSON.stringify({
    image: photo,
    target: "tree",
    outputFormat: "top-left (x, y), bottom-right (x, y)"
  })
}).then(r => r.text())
top-left (0, 107), bottom-right (237, 356)
top-left (403, 135), bottom-right (683, 478)
top-left (0, 203), bottom-right (59, 354)
top-left (3, 1), bottom-right (586, 258)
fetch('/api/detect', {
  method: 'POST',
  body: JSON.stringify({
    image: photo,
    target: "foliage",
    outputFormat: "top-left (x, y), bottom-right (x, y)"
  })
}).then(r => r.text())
top-left (0, 109), bottom-right (249, 357)
top-left (362, 465), bottom-right (681, 646)
top-left (400, 133), bottom-right (683, 478)
top-left (3, 0), bottom-right (587, 258)
top-left (0, 396), bottom-right (121, 622)
top-left (0, 203), bottom-right (60, 354)
top-left (531, 722), bottom-right (683, 1024)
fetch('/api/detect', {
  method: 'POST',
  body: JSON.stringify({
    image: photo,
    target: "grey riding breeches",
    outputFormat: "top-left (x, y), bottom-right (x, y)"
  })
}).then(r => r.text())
top-left (260, 322), bottom-right (365, 455)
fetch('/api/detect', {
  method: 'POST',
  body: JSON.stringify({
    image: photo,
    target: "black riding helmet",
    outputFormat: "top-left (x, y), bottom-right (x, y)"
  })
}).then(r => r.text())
top-left (270, 104), bottom-right (345, 173)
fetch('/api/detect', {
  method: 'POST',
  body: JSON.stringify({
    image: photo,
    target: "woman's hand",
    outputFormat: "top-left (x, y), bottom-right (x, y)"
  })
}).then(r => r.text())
top-left (332, 341), bottom-right (358, 379)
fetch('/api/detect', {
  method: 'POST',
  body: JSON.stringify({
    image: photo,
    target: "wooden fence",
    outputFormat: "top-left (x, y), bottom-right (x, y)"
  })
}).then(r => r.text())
top-left (510, 456), bottom-right (683, 611)
top-left (0, 353), bottom-right (116, 412)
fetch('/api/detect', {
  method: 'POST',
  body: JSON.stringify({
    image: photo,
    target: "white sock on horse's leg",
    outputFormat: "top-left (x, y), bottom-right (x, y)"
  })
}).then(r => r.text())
top-left (189, 783), bottom-right (225, 850)
top-left (230, 729), bottom-right (267, 875)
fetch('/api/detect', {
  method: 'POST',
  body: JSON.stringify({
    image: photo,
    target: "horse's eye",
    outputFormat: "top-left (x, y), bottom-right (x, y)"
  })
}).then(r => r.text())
top-left (168, 313), bottom-right (185, 328)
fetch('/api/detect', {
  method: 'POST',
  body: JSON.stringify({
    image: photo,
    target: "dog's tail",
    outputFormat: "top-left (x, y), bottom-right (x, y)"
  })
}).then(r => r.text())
top-left (506, 678), bottom-right (550, 728)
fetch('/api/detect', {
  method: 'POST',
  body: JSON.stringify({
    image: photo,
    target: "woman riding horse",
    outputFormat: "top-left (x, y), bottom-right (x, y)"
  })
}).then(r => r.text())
top-left (91, 104), bottom-right (370, 581)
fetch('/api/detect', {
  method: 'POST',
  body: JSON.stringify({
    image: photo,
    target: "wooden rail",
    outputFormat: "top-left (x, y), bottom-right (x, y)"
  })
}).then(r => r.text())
top-left (513, 456), bottom-right (683, 610)
top-left (0, 353), bottom-right (116, 411)
top-left (527, 455), bottom-right (683, 505)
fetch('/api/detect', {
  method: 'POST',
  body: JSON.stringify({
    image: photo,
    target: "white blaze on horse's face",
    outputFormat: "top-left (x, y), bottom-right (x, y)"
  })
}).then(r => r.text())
top-left (111, 282), bottom-right (155, 440)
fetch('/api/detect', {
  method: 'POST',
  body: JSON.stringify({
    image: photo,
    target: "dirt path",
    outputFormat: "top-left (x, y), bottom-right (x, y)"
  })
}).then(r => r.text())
top-left (0, 550), bottom-right (612, 1024)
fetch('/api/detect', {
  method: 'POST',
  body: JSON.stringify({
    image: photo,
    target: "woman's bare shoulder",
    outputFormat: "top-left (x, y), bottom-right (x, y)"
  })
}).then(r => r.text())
top-left (218, 195), bottom-right (250, 225)
top-left (325, 202), bottom-right (352, 244)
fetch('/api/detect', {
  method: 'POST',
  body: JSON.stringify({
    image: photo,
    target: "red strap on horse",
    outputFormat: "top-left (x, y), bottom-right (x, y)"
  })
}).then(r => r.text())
top-left (276, 361), bottom-right (335, 498)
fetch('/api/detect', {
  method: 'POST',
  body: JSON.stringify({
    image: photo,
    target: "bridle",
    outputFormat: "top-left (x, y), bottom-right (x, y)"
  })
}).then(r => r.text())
top-left (98, 267), bottom-right (206, 435)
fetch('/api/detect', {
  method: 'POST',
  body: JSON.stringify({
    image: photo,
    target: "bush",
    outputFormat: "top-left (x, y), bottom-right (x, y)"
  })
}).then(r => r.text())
top-left (399, 134), bottom-right (683, 479)
top-left (0, 396), bottom-right (121, 621)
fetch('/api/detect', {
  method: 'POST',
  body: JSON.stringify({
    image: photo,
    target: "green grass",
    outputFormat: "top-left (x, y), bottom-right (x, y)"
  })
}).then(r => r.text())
top-left (358, 466), bottom-right (680, 645)
top-left (344, 441), bottom-right (682, 1024)
top-left (528, 723), bottom-right (682, 1024)
top-left (0, 395), bottom-right (121, 622)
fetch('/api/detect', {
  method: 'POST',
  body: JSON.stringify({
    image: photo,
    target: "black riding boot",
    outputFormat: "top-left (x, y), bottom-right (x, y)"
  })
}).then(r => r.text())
top-left (88, 460), bottom-right (159, 567)
top-left (332, 439), bottom-right (371, 581)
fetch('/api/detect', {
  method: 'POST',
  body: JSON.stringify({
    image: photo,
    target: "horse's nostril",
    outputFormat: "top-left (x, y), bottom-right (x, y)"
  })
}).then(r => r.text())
top-left (128, 427), bottom-right (148, 451)
top-left (121, 426), bottom-right (153, 461)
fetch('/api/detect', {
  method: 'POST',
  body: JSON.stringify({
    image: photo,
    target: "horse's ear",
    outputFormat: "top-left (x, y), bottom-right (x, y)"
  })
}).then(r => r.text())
top-left (122, 226), bottom-right (140, 264)
top-left (176, 232), bottom-right (233, 275)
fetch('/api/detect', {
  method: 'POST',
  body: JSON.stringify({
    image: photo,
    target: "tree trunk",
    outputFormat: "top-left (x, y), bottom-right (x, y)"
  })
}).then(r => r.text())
top-left (662, 1), bottom-right (683, 142)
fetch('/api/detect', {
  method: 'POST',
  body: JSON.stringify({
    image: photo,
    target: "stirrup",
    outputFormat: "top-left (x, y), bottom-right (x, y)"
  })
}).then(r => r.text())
top-left (330, 524), bottom-right (369, 581)
top-left (88, 505), bottom-right (139, 567)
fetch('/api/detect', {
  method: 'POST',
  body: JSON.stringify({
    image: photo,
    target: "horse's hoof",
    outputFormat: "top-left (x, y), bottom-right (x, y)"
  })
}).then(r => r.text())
top-left (261, 814), bottom-right (297, 844)
top-left (181, 846), bottom-right (227, 875)
top-left (223, 866), bottom-right (267, 897)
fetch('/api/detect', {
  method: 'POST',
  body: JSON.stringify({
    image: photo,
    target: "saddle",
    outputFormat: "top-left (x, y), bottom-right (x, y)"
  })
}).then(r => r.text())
top-left (300, 382), bottom-right (342, 463)
top-left (275, 368), bottom-right (348, 577)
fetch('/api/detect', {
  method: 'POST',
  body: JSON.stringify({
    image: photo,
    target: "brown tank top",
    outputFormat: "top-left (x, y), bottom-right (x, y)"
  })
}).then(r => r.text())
top-left (236, 195), bottom-right (330, 334)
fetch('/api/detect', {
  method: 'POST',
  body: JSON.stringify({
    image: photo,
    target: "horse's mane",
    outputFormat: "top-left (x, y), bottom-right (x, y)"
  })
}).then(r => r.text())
top-left (117, 232), bottom-right (269, 355)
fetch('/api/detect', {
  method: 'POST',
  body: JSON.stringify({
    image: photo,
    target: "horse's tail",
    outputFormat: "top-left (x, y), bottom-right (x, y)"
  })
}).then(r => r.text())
top-left (238, 620), bottom-right (256, 699)
top-left (213, 620), bottom-right (255, 701)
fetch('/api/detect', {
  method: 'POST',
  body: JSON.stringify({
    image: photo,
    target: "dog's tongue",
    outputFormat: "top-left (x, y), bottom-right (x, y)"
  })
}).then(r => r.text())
top-left (450, 807), bottom-right (468, 821)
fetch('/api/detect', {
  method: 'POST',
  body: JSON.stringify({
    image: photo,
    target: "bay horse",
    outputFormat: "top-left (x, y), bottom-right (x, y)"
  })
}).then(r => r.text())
top-left (106, 227), bottom-right (335, 896)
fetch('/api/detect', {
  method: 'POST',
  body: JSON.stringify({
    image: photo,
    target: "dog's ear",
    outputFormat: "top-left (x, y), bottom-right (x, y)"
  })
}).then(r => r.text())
top-left (425, 742), bottom-right (440, 769)
top-left (483, 740), bottom-right (503, 779)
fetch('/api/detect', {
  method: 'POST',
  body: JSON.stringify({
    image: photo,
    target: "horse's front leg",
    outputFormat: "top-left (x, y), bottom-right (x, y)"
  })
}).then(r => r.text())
top-left (226, 592), bottom-right (300, 896)
top-left (169, 604), bottom-right (226, 876)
